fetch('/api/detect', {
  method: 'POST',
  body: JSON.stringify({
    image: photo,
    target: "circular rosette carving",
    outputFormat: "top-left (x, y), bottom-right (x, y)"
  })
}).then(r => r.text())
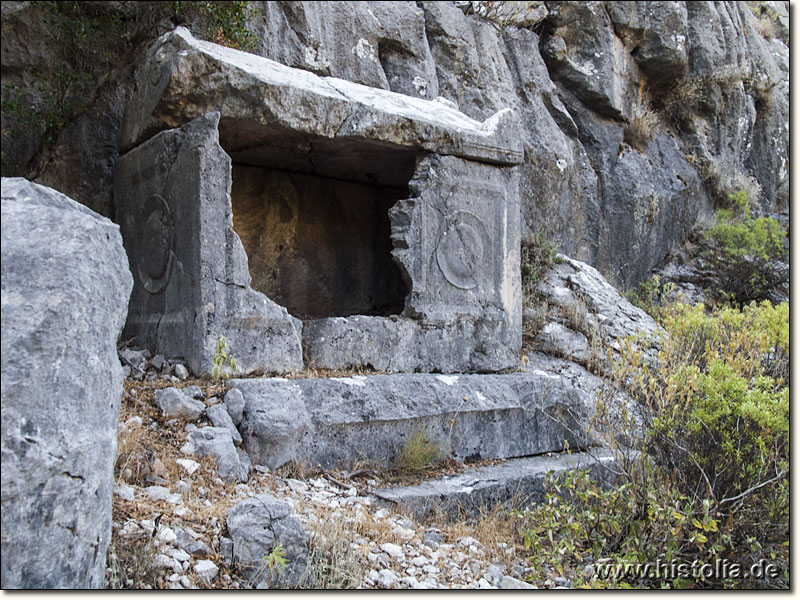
top-left (137, 194), bottom-right (174, 294)
top-left (436, 210), bottom-right (489, 290)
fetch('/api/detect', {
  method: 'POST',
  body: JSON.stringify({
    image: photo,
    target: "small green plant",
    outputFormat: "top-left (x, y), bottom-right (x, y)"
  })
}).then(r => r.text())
top-left (263, 544), bottom-right (289, 587)
top-left (394, 427), bottom-right (443, 477)
top-left (624, 275), bottom-right (678, 314)
top-left (211, 335), bottom-right (237, 381)
top-left (702, 190), bottom-right (786, 304)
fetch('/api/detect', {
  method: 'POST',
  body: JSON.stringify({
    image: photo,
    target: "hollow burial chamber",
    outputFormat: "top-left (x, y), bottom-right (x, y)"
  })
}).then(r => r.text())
top-left (221, 118), bottom-right (414, 321)
top-left (115, 27), bottom-right (523, 375)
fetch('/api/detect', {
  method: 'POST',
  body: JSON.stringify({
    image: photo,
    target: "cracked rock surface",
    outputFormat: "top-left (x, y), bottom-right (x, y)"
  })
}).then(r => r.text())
top-left (1, 178), bottom-right (133, 589)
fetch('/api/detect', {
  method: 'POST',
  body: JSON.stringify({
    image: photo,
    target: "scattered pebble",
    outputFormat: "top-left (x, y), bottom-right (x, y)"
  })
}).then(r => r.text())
top-left (193, 560), bottom-right (219, 582)
top-left (173, 364), bottom-right (190, 380)
top-left (380, 542), bottom-right (405, 560)
top-left (155, 526), bottom-right (177, 545)
top-left (113, 484), bottom-right (135, 502)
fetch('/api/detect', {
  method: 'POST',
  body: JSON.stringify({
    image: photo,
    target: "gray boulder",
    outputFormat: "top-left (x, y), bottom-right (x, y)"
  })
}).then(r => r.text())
top-left (154, 387), bottom-right (206, 421)
top-left (224, 388), bottom-right (246, 426)
top-left (247, 1), bottom-right (438, 99)
top-left (1, 178), bottom-right (132, 588)
top-left (206, 403), bottom-right (242, 444)
top-left (606, 1), bottom-right (689, 86)
top-left (119, 347), bottom-right (147, 379)
top-left (534, 322), bottom-right (591, 364)
top-left (173, 363), bottom-right (190, 380)
top-left (226, 493), bottom-right (311, 588)
top-left (501, 576), bottom-right (537, 589)
top-left (181, 427), bottom-right (249, 483)
top-left (542, 1), bottom-right (640, 121)
top-left (524, 352), bottom-right (644, 447)
top-left (535, 255), bottom-right (661, 355)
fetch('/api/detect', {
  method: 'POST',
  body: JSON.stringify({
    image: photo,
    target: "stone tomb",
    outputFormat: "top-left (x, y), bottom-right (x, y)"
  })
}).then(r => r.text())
top-left (115, 28), bottom-right (523, 375)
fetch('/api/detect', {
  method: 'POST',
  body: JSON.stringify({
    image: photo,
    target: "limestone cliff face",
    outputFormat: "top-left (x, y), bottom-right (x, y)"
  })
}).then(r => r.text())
top-left (0, 1), bottom-right (789, 289)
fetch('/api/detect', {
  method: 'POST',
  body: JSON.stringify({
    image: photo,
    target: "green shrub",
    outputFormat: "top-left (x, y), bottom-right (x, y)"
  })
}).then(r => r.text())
top-left (702, 190), bottom-right (786, 304)
top-left (624, 274), bottom-right (677, 314)
top-left (519, 300), bottom-right (789, 589)
top-left (170, 1), bottom-right (256, 50)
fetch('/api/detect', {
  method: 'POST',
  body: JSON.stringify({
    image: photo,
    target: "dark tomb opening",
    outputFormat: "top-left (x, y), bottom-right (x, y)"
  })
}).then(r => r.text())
top-left (220, 118), bottom-right (417, 319)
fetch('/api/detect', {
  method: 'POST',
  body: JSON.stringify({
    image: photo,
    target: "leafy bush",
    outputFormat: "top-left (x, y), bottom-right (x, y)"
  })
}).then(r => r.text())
top-left (519, 300), bottom-right (789, 589)
top-left (171, 1), bottom-right (256, 50)
top-left (703, 190), bottom-right (786, 304)
top-left (624, 274), bottom-right (675, 314)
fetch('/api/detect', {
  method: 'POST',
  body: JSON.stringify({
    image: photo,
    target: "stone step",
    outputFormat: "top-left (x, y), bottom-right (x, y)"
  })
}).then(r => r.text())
top-left (231, 371), bottom-right (595, 471)
top-left (373, 449), bottom-right (618, 520)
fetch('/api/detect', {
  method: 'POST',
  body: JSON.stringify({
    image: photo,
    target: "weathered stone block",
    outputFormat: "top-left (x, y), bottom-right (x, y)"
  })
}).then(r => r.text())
top-left (374, 449), bottom-right (618, 520)
top-left (1, 178), bottom-right (132, 588)
top-left (154, 387), bottom-right (206, 421)
top-left (115, 112), bottom-right (304, 376)
top-left (233, 372), bottom-right (591, 471)
top-left (181, 427), bottom-right (249, 483)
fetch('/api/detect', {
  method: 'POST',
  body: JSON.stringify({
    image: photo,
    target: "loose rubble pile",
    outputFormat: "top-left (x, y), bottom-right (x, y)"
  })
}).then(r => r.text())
top-left (107, 349), bottom-right (592, 589)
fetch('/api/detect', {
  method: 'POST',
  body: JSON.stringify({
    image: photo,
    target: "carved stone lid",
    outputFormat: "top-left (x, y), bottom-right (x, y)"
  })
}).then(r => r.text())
top-left (120, 27), bottom-right (523, 166)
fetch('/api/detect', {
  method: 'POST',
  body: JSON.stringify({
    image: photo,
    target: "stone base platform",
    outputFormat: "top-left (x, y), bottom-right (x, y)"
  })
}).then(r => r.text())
top-left (231, 371), bottom-right (595, 471)
top-left (373, 449), bottom-right (617, 519)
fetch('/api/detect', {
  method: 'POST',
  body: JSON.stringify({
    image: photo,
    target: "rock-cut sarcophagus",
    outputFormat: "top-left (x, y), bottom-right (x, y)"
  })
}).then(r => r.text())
top-left (116, 27), bottom-right (522, 375)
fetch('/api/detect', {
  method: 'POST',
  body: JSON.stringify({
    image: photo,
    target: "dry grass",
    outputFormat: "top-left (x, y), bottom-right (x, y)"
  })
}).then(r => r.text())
top-left (753, 13), bottom-right (777, 40)
top-left (653, 66), bottom-right (748, 127)
top-left (522, 302), bottom-right (551, 353)
top-left (562, 298), bottom-right (590, 337)
top-left (287, 366), bottom-right (390, 379)
top-left (394, 427), bottom-right (444, 478)
top-left (436, 504), bottom-right (527, 573)
top-left (106, 527), bottom-right (163, 589)
top-left (298, 505), bottom-right (371, 588)
top-left (623, 109), bottom-right (659, 152)
top-left (689, 157), bottom-right (763, 208)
